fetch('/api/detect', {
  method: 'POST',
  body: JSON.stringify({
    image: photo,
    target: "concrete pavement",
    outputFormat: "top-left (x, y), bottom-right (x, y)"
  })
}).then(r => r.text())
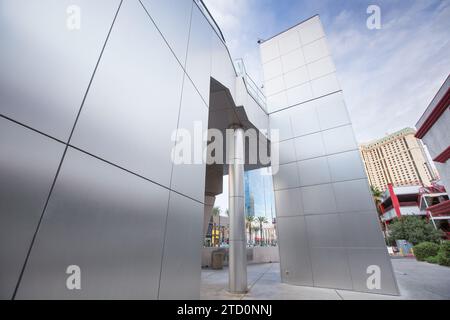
top-left (200, 258), bottom-right (450, 300)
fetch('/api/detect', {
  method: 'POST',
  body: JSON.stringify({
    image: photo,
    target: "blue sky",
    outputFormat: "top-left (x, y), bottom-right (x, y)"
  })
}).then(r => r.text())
top-left (205, 0), bottom-right (450, 213)
top-left (204, 0), bottom-right (450, 143)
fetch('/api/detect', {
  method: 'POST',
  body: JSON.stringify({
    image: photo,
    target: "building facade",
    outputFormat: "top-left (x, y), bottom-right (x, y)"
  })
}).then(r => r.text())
top-left (415, 74), bottom-right (450, 238)
top-left (260, 16), bottom-right (398, 294)
top-left (415, 75), bottom-right (450, 194)
top-left (0, 0), bottom-right (398, 299)
top-left (360, 128), bottom-right (436, 192)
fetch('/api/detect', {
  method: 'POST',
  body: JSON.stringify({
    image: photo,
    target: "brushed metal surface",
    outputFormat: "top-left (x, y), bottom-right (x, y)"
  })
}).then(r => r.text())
top-left (228, 128), bottom-right (247, 293)
top-left (0, 0), bottom-right (121, 141)
top-left (170, 77), bottom-right (208, 202)
top-left (185, 4), bottom-right (212, 104)
top-left (159, 192), bottom-right (204, 299)
top-left (70, 0), bottom-right (184, 188)
top-left (277, 216), bottom-right (313, 286)
top-left (140, 0), bottom-right (193, 67)
top-left (15, 148), bottom-right (169, 299)
top-left (0, 118), bottom-right (65, 299)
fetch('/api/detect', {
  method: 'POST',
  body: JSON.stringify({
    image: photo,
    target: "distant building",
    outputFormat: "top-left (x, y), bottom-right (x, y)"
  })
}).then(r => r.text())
top-left (379, 184), bottom-right (448, 224)
top-left (359, 128), bottom-right (436, 192)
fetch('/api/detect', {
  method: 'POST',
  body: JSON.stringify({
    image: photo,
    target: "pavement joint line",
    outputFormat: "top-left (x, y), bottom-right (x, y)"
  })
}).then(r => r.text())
top-left (335, 290), bottom-right (344, 300)
top-left (240, 263), bottom-right (275, 300)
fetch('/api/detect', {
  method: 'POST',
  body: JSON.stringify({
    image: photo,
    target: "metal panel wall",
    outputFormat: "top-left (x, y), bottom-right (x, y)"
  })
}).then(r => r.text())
top-left (0, 0), bottom-right (121, 142)
top-left (158, 192), bottom-right (204, 299)
top-left (1, 0), bottom-right (223, 299)
top-left (15, 148), bottom-right (169, 299)
top-left (70, 0), bottom-right (184, 188)
top-left (0, 119), bottom-right (65, 299)
top-left (264, 16), bottom-right (399, 295)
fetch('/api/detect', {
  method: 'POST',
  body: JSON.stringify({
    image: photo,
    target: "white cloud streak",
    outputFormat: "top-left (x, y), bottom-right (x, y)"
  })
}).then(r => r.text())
top-left (204, 0), bottom-right (450, 143)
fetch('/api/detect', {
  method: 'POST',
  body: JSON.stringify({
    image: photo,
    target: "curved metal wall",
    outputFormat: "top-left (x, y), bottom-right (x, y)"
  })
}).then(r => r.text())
top-left (0, 0), bottom-right (229, 299)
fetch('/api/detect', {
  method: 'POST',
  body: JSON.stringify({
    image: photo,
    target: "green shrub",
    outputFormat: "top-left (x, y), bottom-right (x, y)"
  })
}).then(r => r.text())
top-left (437, 241), bottom-right (450, 267)
top-left (387, 216), bottom-right (443, 245)
top-left (425, 255), bottom-right (439, 264)
top-left (413, 242), bottom-right (440, 261)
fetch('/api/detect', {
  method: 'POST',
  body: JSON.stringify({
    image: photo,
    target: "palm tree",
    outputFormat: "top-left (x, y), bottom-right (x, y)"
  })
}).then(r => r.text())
top-left (245, 215), bottom-right (255, 245)
top-left (370, 185), bottom-right (387, 239)
top-left (256, 216), bottom-right (268, 245)
top-left (370, 185), bottom-right (383, 203)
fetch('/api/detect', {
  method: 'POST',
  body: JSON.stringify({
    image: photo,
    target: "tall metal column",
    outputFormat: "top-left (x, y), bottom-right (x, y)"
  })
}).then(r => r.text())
top-left (228, 126), bottom-right (247, 293)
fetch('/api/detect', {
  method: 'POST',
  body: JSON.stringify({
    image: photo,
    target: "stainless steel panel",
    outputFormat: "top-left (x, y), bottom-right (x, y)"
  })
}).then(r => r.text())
top-left (297, 157), bottom-right (331, 187)
top-left (16, 148), bottom-right (169, 299)
top-left (305, 214), bottom-right (343, 248)
top-left (321, 125), bottom-right (357, 155)
top-left (286, 83), bottom-right (313, 107)
top-left (311, 73), bottom-right (340, 98)
top-left (347, 248), bottom-right (399, 295)
top-left (260, 38), bottom-right (280, 64)
top-left (298, 16), bottom-right (325, 46)
top-left (300, 183), bottom-right (337, 215)
top-left (170, 78), bottom-right (208, 202)
top-left (274, 188), bottom-right (302, 217)
top-left (228, 239), bottom-right (248, 293)
top-left (277, 216), bottom-right (313, 286)
top-left (277, 139), bottom-right (296, 165)
top-left (307, 56), bottom-right (335, 80)
top-left (185, 4), bottom-right (212, 104)
top-left (140, 0), bottom-right (192, 67)
top-left (277, 29), bottom-right (301, 55)
top-left (294, 132), bottom-right (326, 161)
top-left (269, 112), bottom-right (294, 141)
top-left (211, 36), bottom-right (236, 98)
top-left (228, 196), bottom-right (245, 241)
top-left (315, 92), bottom-right (350, 130)
top-left (263, 58), bottom-right (283, 81)
top-left (333, 179), bottom-right (374, 213)
top-left (310, 247), bottom-right (352, 290)
top-left (280, 49), bottom-right (306, 74)
top-left (327, 150), bottom-right (366, 182)
top-left (272, 162), bottom-right (300, 190)
top-left (289, 101), bottom-right (321, 137)
top-left (339, 211), bottom-right (386, 248)
top-left (71, 0), bottom-right (184, 188)
top-left (0, 118), bottom-right (65, 299)
top-left (0, 0), bottom-right (121, 141)
top-left (159, 192), bottom-right (203, 299)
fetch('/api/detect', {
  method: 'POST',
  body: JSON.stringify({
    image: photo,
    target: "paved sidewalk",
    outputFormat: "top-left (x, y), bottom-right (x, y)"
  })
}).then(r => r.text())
top-left (200, 258), bottom-right (450, 300)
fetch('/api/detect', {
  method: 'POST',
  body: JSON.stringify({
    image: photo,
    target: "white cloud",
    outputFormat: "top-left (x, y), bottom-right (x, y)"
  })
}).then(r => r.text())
top-left (204, 0), bottom-right (450, 144)
top-left (327, 0), bottom-right (450, 142)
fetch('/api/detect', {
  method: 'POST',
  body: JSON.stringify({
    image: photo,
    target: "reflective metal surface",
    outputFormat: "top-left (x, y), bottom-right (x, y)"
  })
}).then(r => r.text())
top-left (264, 16), bottom-right (399, 295)
top-left (0, 119), bottom-right (65, 299)
top-left (140, 0), bottom-right (193, 67)
top-left (228, 128), bottom-right (247, 293)
top-left (70, 0), bottom-right (184, 188)
top-left (277, 216), bottom-right (313, 286)
top-left (159, 192), bottom-right (204, 299)
top-left (0, 0), bottom-right (121, 141)
top-left (170, 78), bottom-right (209, 202)
top-left (185, 4), bottom-right (212, 104)
top-left (16, 148), bottom-right (169, 299)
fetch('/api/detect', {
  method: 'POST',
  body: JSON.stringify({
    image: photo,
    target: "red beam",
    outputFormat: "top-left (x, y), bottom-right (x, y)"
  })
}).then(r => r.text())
top-left (415, 87), bottom-right (450, 139)
top-left (433, 146), bottom-right (450, 163)
top-left (388, 183), bottom-right (401, 218)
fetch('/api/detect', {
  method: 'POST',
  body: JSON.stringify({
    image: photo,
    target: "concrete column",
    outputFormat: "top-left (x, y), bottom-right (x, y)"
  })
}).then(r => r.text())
top-left (228, 126), bottom-right (247, 293)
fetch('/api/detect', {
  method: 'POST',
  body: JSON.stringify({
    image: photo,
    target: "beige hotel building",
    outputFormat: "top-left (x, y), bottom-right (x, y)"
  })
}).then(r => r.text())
top-left (359, 128), bottom-right (436, 192)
